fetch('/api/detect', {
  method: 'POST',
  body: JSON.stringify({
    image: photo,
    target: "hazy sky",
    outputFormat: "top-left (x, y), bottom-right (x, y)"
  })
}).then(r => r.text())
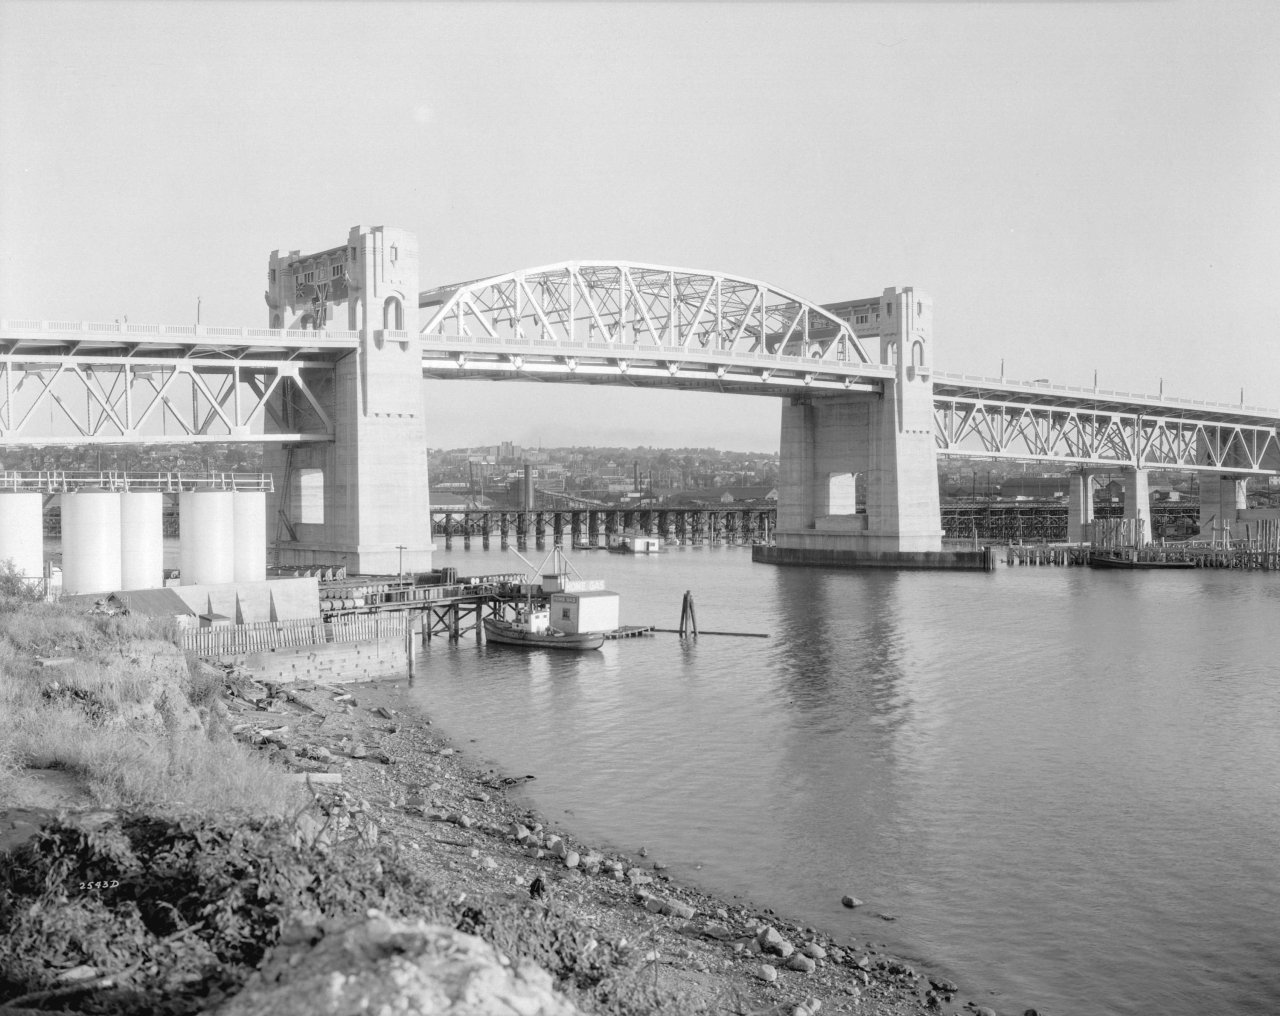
top-left (2, 1), bottom-right (1277, 452)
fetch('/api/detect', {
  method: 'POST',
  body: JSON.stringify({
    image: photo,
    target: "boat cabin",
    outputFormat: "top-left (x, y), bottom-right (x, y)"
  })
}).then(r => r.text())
top-left (550, 589), bottom-right (620, 634)
top-left (514, 605), bottom-right (553, 634)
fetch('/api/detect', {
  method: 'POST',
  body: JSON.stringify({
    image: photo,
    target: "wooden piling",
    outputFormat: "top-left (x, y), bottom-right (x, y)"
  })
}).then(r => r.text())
top-left (678, 590), bottom-right (698, 638)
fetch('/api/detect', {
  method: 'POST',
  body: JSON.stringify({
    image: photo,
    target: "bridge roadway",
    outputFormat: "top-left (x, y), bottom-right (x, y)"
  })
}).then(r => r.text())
top-left (3, 316), bottom-right (1277, 475)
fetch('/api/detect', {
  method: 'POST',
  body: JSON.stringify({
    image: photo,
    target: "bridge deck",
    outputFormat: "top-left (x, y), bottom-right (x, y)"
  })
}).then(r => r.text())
top-left (2, 319), bottom-right (1277, 472)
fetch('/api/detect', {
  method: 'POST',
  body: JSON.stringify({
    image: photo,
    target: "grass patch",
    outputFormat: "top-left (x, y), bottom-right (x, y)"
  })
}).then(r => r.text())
top-left (0, 597), bottom-right (300, 818)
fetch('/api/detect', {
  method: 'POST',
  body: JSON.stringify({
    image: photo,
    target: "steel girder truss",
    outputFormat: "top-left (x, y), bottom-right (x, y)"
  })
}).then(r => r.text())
top-left (420, 262), bottom-right (888, 393)
top-left (934, 396), bottom-right (1280, 474)
top-left (0, 355), bottom-right (336, 445)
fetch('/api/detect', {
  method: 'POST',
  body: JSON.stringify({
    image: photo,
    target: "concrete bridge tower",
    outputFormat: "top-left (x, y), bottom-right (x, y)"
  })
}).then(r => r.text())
top-left (773, 287), bottom-right (944, 564)
top-left (263, 225), bottom-right (433, 574)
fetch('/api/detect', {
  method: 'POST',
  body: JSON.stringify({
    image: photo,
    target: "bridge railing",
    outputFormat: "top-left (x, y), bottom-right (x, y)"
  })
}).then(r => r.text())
top-left (932, 370), bottom-right (1278, 416)
top-left (1, 319), bottom-right (360, 347)
top-left (0, 470), bottom-right (274, 493)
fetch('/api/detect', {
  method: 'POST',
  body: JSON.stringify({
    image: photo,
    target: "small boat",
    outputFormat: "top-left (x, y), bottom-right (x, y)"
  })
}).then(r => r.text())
top-left (1087, 551), bottom-right (1196, 570)
top-left (607, 532), bottom-right (663, 554)
top-left (483, 610), bottom-right (604, 650)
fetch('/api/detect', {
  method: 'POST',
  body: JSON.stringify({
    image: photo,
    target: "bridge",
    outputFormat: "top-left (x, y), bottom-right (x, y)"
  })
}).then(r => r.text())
top-left (3, 224), bottom-right (1278, 572)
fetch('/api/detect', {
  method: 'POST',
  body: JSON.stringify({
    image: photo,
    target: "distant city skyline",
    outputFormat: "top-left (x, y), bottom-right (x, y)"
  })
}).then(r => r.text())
top-left (2, 1), bottom-right (1277, 453)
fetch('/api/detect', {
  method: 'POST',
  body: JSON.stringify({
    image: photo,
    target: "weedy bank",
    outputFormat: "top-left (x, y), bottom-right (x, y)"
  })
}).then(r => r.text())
top-left (0, 574), bottom-right (691, 1016)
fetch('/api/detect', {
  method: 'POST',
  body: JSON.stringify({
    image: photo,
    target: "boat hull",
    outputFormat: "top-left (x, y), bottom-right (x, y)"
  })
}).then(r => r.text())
top-left (483, 618), bottom-right (605, 650)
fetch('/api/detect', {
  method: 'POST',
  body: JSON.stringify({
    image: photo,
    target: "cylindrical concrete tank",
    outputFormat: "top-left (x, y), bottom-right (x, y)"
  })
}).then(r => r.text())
top-left (119, 491), bottom-right (164, 591)
top-left (179, 491), bottom-right (235, 585)
top-left (62, 490), bottom-right (122, 595)
top-left (0, 492), bottom-right (44, 579)
top-left (232, 491), bottom-right (266, 582)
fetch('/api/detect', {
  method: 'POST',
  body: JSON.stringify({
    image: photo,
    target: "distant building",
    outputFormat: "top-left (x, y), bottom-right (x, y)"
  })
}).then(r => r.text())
top-left (429, 488), bottom-right (497, 510)
top-left (999, 477), bottom-right (1068, 499)
top-left (665, 486), bottom-right (777, 507)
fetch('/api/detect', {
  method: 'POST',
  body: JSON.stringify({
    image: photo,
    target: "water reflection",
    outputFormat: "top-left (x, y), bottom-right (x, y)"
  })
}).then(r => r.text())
top-left (412, 548), bottom-right (1280, 1016)
top-left (771, 568), bottom-right (910, 725)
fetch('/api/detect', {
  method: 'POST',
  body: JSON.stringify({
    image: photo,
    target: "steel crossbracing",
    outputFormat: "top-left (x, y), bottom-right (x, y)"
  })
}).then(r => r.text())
top-left (419, 262), bottom-right (891, 396)
top-left (0, 321), bottom-right (351, 444)
top-left (933, 379), bottom-right (1280, 474)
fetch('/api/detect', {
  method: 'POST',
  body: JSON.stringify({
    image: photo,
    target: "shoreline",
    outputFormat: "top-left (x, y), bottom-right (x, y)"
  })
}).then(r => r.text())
top-left (248, 672), bottom-right (1005, 1016)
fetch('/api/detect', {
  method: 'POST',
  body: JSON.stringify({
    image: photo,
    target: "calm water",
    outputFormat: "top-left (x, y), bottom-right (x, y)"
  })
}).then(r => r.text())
top-left (414, 547), bottom-right (1278, 1016)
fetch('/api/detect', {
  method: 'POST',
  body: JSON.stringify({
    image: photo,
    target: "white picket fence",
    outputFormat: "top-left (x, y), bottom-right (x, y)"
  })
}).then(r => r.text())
top-left (182, 613), bottom-right (408, 656)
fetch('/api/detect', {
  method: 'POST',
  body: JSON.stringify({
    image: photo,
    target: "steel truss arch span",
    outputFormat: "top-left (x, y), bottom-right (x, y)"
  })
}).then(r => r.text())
top-left (420, 261), bottom-right (876, 366)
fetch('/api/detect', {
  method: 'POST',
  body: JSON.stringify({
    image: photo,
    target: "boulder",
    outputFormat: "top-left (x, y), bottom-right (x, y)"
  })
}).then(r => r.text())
top-left (210, 913), bottom-right (584, 1015)
top-left (756, 926), bottom-right (786, 953)
top-left (785, 953), bottom-right (816, 973)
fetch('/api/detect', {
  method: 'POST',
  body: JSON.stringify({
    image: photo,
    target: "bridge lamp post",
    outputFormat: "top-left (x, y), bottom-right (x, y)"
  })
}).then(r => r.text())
top-left (396, 544), bottom-right (406, 576)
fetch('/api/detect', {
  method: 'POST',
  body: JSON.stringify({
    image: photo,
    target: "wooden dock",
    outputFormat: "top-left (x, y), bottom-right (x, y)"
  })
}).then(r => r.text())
top-left (602, 625), bottom-right (655, 640)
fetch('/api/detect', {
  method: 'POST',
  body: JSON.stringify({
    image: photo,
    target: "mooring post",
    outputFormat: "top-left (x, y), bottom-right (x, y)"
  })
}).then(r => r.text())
top-left (678, 590), bottom-right (698, 638)
top-left (405, 618), bottom-right (416, 681)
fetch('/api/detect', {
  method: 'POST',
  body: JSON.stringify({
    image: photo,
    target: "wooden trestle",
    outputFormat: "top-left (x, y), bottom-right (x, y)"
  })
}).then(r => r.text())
top-left (428, 502), bottom-right (1206, 549)
top-left (430, 507), bottom-right (774, 551)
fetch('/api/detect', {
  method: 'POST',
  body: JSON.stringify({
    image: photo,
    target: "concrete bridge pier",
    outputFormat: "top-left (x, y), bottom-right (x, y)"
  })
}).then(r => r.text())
top-left (264, 225), bottom-right (433, 575)
top-left (1122, 467), bottom-right (1153, 544)
top-left (1067, 469), bottom-right (1101, 543)
top-left (763, 288), bottom-right (984, 569)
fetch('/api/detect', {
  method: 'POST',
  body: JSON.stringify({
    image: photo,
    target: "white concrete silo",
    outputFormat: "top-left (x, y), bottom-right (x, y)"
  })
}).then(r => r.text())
top-left (179, 490), bottom-right (235, 585)
top-left (119, 491), bottom-right (164, 590)
top-left (0, 492), bottom-right (44, 579)
top-left (62, 490), bottom-right (122, 595)
top-left (232, 490), bottom-right (266, 582)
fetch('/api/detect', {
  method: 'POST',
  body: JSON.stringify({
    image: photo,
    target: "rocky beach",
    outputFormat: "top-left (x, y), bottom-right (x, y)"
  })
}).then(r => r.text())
top-left (210, 670), bottom-right (1013, 1016)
